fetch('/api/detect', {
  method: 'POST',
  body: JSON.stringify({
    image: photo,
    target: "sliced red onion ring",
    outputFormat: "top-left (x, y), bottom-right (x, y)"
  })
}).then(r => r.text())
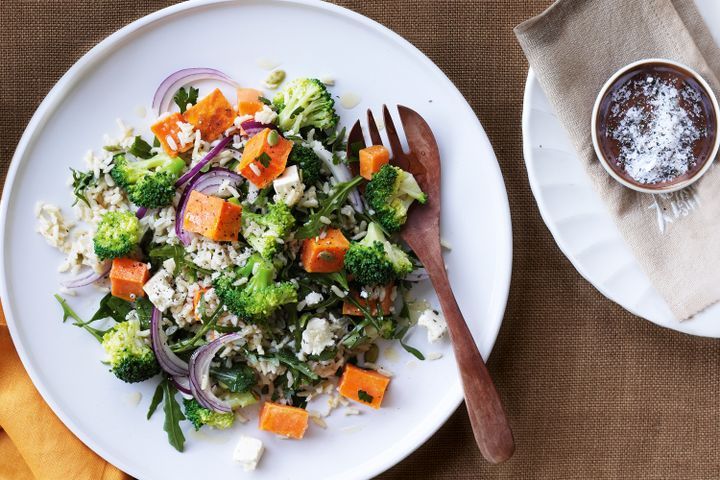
top-left (150, 306), bottom-right (189, 377)
top-left (135, 207), bottom-right (148, 219)
top-left (405, 268), bottom-right (429, 282)
top-left (175, 136), bottom-right (232, 187)
top-left (175, 167), bottom-right (244, 245)
top-left (188, 332), bottom-right (245, 413)
top-left (240, 119), bottom-right (276, 137)
top-left (153, 68), bottom-right (240, 115)
top-left (59, 262), bottom-right (112, 288)
top-left (171, 376), bottom-right (192, 396)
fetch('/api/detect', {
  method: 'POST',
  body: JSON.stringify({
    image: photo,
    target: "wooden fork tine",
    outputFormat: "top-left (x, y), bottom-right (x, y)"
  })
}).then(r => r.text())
top-left (346, 120), bottom-right (366, 177)
top-left (382, 105), bottom-right (409, 170)
top-left (398, 105), bottom-right (441, 162)
top-left (366, 109), bottom-right (383, 146)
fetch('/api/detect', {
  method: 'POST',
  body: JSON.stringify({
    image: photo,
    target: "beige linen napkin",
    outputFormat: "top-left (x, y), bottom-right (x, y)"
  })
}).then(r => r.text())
top-left (515, 0), bottom-right (720, 320)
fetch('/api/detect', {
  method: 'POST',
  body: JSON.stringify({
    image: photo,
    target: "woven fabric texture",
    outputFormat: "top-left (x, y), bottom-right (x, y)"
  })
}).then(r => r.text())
top-left (2, 1), bottom-right (719, 479)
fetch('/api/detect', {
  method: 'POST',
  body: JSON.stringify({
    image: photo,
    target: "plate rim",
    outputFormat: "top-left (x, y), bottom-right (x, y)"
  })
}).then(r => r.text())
top-left (0, 1), bottom-right (513, 478)
top-left (522, 67), bottom-right (719, 338)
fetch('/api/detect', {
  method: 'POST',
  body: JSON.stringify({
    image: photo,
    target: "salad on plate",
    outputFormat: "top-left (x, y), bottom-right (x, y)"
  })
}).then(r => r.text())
top-left (35, 67), bottom-right (446, 469)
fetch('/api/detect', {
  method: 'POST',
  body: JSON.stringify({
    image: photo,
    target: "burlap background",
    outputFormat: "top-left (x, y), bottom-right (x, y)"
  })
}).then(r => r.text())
top-left (2, 1), bottom-right (719, 479)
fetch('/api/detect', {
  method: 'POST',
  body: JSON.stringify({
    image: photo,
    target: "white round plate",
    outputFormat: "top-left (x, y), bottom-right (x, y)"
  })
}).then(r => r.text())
top-left (0, 1), bottom-right (512, 479)
top-left (522, 0), bottom-right (720, 336)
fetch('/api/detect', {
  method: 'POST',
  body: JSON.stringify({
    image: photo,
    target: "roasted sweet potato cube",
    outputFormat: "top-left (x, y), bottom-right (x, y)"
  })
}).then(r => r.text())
top-left (238, 128), bottom-right (293, 188)
top-left (359, 145), bottom-right (390, 180)
top-left (150, 112), bottom-right (193, 156)
top-left (338, 364), bottom-right (391, 409)
top-left (110, 258), bottom-right (150, 302)
top-left (258, 402), bottom-right (309, 439)
top-left (182, 88), bottom-right (236, 142)
top-left (300, 229), bottom-right (350, 273)
top-left (342, 283), bottom-right (395, 316)
top-left (182, 190), bottom-right (243, 242)
top-left (237, 88), bottom-right (265, 116)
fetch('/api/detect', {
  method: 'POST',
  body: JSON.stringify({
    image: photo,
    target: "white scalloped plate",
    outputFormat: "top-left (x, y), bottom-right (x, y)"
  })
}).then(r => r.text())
top-left (522, 0), bottom-right (720, 336)
top-left (0, 1), bottom-right (512, 479)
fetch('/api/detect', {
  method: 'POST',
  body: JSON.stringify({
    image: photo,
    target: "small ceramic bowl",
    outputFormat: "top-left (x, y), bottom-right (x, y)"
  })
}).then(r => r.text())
top-left (591, 58), bottom-right (720, 194)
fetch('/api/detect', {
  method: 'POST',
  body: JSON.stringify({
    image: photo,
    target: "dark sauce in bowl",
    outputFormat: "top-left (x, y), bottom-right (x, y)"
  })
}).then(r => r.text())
top-left (595, 62), bottom-right (717, 190)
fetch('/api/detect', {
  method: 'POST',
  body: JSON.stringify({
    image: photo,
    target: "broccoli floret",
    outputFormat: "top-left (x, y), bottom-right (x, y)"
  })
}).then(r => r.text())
top-left (344, 222), bottom-right (413, 285)
top-left (183, 398), bottom-right (235, 430)
top-left (273, 78), bottom-right (339, 133)
top-left (242, 202), bottom-right (295, 258)
top-left (111, 153), bottom-right (185, 208)
top-left (288, 144), bottom-right (323, 184)
top-left (101, 317), bottom-right (159, 383)
top-left (365, 164), bottom-right (427, 233)
top-left (214, 254), bottom-right (298, 321)
top-left (93, 210), bottom-right (141, 260)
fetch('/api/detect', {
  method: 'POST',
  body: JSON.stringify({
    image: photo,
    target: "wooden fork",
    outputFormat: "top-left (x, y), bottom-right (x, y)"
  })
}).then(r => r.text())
top-left (347, 105), bottom-right (515, 464)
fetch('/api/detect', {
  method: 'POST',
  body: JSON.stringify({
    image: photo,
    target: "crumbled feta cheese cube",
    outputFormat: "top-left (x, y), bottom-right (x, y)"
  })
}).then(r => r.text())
top-left (232, 435), bottom-right (264, 471)
top-left (417, 309), bottom-right (447, 343)
top-left (254, 104), bottom-right (278, 125)
top-left (162, 257), bottom-right (176, 273)
top-left (273, 165), bottom-right (305, 206)
top-left (301, 317), bottom-right (335, 356)
top-left (142, 269), bottom-right (175, 312)
top-left (304, 291), bottom-right (324, 307)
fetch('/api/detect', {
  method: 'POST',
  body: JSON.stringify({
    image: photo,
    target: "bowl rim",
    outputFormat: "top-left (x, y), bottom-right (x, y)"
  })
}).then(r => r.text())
top-left (591, 57), bottom-right (720, 194)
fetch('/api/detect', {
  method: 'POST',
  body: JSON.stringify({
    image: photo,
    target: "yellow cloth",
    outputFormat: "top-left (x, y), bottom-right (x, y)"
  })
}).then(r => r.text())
top-left (0, 310), bottom-right (130, 480)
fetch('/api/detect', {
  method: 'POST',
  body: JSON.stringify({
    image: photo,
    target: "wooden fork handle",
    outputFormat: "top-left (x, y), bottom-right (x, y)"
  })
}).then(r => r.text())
top-left (424, 257), bottom-right (515, 464)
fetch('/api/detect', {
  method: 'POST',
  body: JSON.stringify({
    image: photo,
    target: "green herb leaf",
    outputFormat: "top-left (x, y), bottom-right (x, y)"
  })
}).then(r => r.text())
top-left (399, 338), bottom-right (425, 361)
top-left (347, 141), bottom-right (365, 163)
top-left (54, 294), bottom-right (108, 342)
top-left (295, 176), bottom-right (363, 239)
top-left (139, 228), bottom-right (155, 257)
top-left (128, 136), bottom-right (154, 159)
top-left (173, 86), bottom-right (199, 113)
top-left (259, 96), bottom-right (272, 106)
top-left (307, 347), bottom-right (337, 361)
top-left (70, 168), bottom-right (95, 207)
top-left (148, 244), bottom-right (212, 276)
top-left (341, 318), bottom-right (371, 349)
top-left (211, 364), bottom-right (256, 393)
top-left (275, 351), bottom-right (319, 380)
top-left (90, 293), bottom-right (133, 324)
top-left (325, 126), bottom-right (347, 154)
top-left (284, 133), bottom-right (304, 142)
top-left (358, 389), bottom-right (374, 403)
top-left (147, 381), bottom-right (164, 420)
top-left (134, 297), bottom-right (154, 330)
top-left (256, 152), bottom-right (272, 168)
top-left (153, 136), bottom-right (161, 148)
top-left (398, 298), bottom-right (410, 320)
top-left (162, 379), bottom-right (186, 452)
top-left (55, 294), bottom-right (82, 324)
top-left (170, 303), bottom-right (224, 353)
top-left (394, 324), bottom-right (425, 360)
